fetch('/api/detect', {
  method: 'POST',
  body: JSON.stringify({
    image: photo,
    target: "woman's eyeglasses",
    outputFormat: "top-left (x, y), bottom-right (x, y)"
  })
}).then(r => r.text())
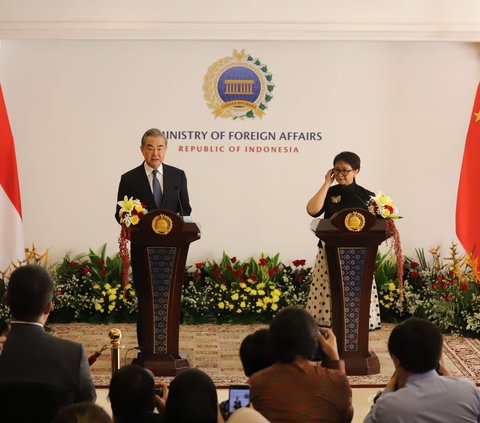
top-left (333, 169), bottom-right (354, 176)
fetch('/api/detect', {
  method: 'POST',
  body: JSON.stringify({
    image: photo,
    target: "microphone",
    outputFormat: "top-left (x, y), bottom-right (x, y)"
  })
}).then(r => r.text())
top-left (174, 186), bottom-right (185, 217)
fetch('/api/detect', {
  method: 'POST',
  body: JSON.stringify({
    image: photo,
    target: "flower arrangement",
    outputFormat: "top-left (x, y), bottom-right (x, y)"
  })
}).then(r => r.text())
top-left (181, 253), bottom-right (312, 324)
top-left (117, 196), bottom-right (148, 288)
top-left (50, 244), bottom-right (138, 322)
top-left (368, 190), bottom-right (404, 299)
top-left (375, 243), bottom-right (480, 336)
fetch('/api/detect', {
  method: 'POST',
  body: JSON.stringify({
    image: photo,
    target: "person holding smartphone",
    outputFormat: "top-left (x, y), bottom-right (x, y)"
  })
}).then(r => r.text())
top-left (305, 151), bottom-right (381, 331)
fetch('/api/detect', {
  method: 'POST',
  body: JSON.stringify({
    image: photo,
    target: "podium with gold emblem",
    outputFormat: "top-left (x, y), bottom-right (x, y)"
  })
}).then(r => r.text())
top-left (314, 208), bottom-right (388, 375)
top-left (130, 210), bottom-right (200, 376)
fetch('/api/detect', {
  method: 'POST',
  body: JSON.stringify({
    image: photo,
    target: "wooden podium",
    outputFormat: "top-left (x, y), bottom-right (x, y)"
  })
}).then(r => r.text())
top-left (314, 208), bottom-right (388, 375)
top-left (130, 210), bottom-right (200, 376)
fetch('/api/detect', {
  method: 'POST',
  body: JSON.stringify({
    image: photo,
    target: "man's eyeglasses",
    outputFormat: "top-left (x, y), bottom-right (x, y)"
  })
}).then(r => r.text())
top-left (333, 169), bottom-right (354, 176)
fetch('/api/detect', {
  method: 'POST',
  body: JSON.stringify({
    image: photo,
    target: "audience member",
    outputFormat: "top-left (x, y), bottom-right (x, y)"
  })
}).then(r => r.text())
top-left (53, 403), bottom-right (112, 423)
top-left (0, 264), bottom-right (96, 402)
top-left (239, 328), bottom-right (274, 377)
top-left (109, 364), bottom-right (167, 423)
top-left (363, 317), bottom-right (480, 423)
top-left (164, 368), bottom-right (223, 423)
top-left (249, 306), bottom-right (353, 423)
top-left (228, 407), bottom-right (270, 423)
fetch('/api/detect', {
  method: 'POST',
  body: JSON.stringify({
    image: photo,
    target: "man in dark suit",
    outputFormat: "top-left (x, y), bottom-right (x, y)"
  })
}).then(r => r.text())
top-left (0, 264), bottom-right (96, 403)
top-left (115, 128), bottom-right (192, 221)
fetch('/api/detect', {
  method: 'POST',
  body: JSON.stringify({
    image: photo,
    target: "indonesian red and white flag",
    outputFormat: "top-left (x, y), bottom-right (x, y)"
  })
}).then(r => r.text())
top-left (0, 84), bottom-right (24, 271)
top-left (456, 82), bottom-right (480, 260)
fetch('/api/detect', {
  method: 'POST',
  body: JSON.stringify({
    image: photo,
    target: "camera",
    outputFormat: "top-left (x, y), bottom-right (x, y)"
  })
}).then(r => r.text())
top-left (311, 328), bottom-right (329, 362)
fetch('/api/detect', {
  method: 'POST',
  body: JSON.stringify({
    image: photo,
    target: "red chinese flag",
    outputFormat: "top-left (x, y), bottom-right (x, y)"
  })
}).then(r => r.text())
top-left (0, 84), bottom-right (24, 271)
top-left (456, 82), bottom-right (480, 259)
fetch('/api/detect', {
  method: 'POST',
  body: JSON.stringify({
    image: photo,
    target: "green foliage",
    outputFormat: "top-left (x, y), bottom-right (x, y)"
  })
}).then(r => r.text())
top-left (181, 253), bottom-right (311, 324)
top-left (375, 243), bottom-right (480, 336)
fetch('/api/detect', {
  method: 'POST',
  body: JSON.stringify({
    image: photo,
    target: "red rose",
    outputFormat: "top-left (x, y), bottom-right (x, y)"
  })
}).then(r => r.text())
top-left (259, 258), bottom-right (268, 267)
top-left (292, 259), bottom-right (306, 267)
top-left (98, 259), bottom-right (105, 266)
top-left (101, 269), bottom-right (108, 276)
top-left (56, 290), bottom-right (62, 296)
top-left (82, 267), bottom-right (90, 274)
top-left (451, 279), bottom-right (457, 285)
top-left (195, 262), bottom-right (204, 269)
top-left (461, 283), bottom-right (468, 291)
top-left (68, 261), bottom-right (78, 269)
top-left (444, 295), bottom-right (451, 302)
top-left (239, 277), bottom-right (245, 283)
top-left (194, 271), bottom-right (201, 280)
top-left (440, 282), bottom-right (446, 288)
top-left (230, 257), bottom-right (237, 263)
top-left (410, 262), bottom-right (419, 268)
top-left (227, 265), bottom-right (233, 272)
top-left (213, 265), bottom-right (221, 278)
top-left (250, 273), bottom-right (257, 281)
top-left (221, 277), bottom-right (227, 285)
top-left (410, 271), bottom-right (419, 279)
top-left (432, 283), bottom-right (437, 290)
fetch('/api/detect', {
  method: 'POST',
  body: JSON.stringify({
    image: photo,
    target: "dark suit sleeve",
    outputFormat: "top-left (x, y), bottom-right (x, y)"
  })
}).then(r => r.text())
top-left (75, 345), bottom-right (96, 402)
top-left (115, 174), bottom-right (128, 224)
top-left (179, 170), bottom-right (192, 216)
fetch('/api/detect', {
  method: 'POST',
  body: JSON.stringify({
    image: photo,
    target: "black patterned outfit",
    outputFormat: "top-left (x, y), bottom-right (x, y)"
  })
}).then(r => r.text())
top-left (306, 181), bottom-right (381, 330)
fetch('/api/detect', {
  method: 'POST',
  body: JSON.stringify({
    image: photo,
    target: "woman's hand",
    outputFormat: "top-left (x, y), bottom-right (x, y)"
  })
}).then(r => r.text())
top-left (324, 168), bottom-right (335, 186)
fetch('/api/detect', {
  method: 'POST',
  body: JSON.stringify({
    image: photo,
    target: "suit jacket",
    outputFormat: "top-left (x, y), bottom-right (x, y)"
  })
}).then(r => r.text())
top-left (116, 163), bottom-right (192, 222)
top-left (0, 323), bottom-right (96, 403)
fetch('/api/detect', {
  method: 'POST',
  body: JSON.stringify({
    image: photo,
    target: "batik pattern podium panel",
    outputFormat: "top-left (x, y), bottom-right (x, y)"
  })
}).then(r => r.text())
top-left (147, 246), bottom-right (176, 354)
top-left (338, 247), bottom-right (367, 352)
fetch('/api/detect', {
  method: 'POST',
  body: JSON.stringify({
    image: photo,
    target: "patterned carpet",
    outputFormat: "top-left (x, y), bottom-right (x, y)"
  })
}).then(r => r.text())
top-left (50, 323), bottom-right (480, 388)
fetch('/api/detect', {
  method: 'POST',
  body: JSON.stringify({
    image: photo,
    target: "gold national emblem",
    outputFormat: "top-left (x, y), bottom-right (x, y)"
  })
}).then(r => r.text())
top-left (152, 214), bottom-right (173, 235)
top-left (203, 49), bottom-right (274, 120)
top-left (344, 211), bottom-right (366, 232)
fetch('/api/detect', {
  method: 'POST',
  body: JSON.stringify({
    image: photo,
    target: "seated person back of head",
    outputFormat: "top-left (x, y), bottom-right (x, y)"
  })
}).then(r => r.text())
top-left (363, 317), bottom-right (480, 423)
top-left (0, 264), bottom-right (96, 404)
top-left (239, 328), bottom-right (274, 378)
top-left (164, 368), bottom-right (221, 423)
top-left (109, 364), bottom-right (163, 423)
top-left (249, 306), bottom-right (353, 423)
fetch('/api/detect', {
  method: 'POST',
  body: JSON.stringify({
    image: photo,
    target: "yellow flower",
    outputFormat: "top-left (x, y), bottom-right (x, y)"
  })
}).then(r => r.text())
top-left (272, 289), bottom-right (281, 297)
top-left (245, 287), bottom-right (251, 293)
top-left (109, 294), bottom-right (116, 301)
top-left (125, 283), bottom-right (132, 289)
top-left (256, 299), bottom-right (264, 307)
top-left (218, 302), bottom-right (225, 309)
top-left (271, 303), bottom-right (278, 311)
top-left (236, 309), bottom-right (242, 314)
top-left (118, 196), bottom-right (134, 213)
top-left (388, 282), bottom-right (396, 291)
top-left (240, 301), bottom-right (246, 308)
top-left (134, 204), bottom-right (144, 213)
top-left (239, 282), bottom-right (247, 289)
top-left (263, 297), bottom-right (271, 304)
top-left (98, 298), bottom-right (104, 303)
top-left (93, 284), bottom-right (100, 289)
top-left (258, 289), bottom-right (265, 296)
top-left (221, 285), bottom-right (227, 291)
top-left (105, 283), bottom-right (111, 290)
top-left (250, 289), bottom-right (257, 296)
top-left (256, 282), bottom-right (265, 289)
top-left (108, 303), bottom-right (115, 312)
top-left (131, 215), bottom-right (140, 225)
top-left (272, 295), bottom-right (280, 303)
top-left (95, 303), bottom-right (103, 311)
top-left (231, 293), bottom-right (239, 301)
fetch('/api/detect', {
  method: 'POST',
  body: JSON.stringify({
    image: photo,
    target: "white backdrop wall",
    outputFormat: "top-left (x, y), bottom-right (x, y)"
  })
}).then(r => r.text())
top-left (0, 39), bottom-right (479, 265)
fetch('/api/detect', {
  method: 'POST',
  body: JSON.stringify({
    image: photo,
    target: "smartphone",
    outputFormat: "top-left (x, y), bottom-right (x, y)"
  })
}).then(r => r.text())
top-left (228, 384), bottom-right (250, 413)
